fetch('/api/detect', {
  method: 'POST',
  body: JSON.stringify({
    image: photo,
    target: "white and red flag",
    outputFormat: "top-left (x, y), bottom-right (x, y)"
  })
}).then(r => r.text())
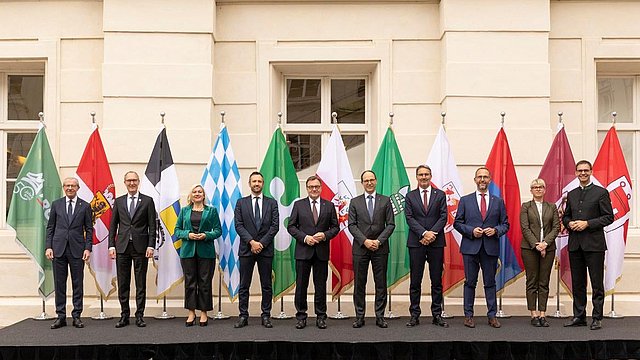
top-left (538, 123), bottom-right (578, 292)
top-left (593, 126), bottom-right (632, 293)
top-left (316, 125), bottom-right (357, 299)
top-left (75, 124), bottom-right (117, 299)
top-left (425, 125), bottom-right (465, 293)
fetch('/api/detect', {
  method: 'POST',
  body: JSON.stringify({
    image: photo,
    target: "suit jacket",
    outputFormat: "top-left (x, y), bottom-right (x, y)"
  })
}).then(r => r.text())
top-left (562, 184), bottom-right (614, 252)
top-left (287, 197), bottom-right (339, 261)
top-left (234, 194), bottom-right (279, 257)
top-left (453, 192), bottom-right (509, 257)
top-left (46, 197), bottom-right (93, 258)
top-left (404, 187), bottom-right (447, 248)
top-left (108, 193), bottom-right (157, 254)
top-left (348, 193), bottom-right (395, 256)
top-left (520, 200), bottom-right (560, 251)
top-left (174, 205), bottom-right (222, 259)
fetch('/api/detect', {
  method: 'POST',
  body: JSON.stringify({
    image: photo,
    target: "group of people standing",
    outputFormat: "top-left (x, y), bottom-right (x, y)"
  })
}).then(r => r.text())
top-left (44, 159), bottom-right (613, 331)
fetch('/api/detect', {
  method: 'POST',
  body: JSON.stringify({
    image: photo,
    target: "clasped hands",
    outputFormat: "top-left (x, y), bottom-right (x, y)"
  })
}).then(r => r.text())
top-left (364, 238), bottom-right (380, 251)
top-left (250, 240), bottom-right (264, 254)
top-left (473, 227), bottom-right (497, 238)
top-left (420, 231), bottom-right (437, 245)
top-left (535, 241), bottom-right (548, 258)
top-left (568, 220), bottom-right (589, 232)
top-left (304, 232), bottom-right (326, 246)
top-left (188, 232), bottom-right (206, 241)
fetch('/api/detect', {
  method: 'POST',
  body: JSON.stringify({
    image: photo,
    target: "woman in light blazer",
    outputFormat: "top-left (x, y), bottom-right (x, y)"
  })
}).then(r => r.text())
top-left (520, 178), bottom-right (560, 327)
top-left (174, 184), bottom-right (222, 327)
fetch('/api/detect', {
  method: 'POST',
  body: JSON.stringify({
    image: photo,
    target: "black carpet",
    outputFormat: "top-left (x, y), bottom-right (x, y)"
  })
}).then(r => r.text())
top-left (1, 316), bottom-right (639, 359)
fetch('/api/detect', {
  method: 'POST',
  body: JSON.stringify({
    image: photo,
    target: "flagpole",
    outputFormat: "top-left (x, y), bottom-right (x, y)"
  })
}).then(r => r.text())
top-left (152, 112), bottom-right (176, 321)
top-left (494, 111), bottom-right (512, 319)
top-left (437, 111), bottom-right (455, 320)
top-left (603, 112), bottom-right (624, 320)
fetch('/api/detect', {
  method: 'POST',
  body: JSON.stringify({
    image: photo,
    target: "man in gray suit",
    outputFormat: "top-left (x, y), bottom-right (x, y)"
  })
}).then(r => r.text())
top-left (46, 177), bottom-right (93, 329)
top-left (348, 170), bottom-right (395, 328)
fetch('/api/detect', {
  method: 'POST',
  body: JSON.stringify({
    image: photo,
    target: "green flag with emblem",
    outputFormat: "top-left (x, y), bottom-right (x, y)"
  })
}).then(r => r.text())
top-left (7, 126), bottom-right (62, 299)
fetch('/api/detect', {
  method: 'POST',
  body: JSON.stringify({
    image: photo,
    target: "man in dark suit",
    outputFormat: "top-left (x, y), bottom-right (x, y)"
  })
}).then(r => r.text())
top-left (287, 175), bottom-right (339, 329)
top-left (404, 165), bottom-right (448, 328)
top-left (109, 171), bottom-right (156, 328)
top-left (234, 171), bottom-right (279, 329)
top-left (348, 170), bottom-right (395, 329)
top-left (45, 177), bottom-right (93, 329)
top-left (562, 160), bottom-right (613, 330)
top-left (454, 167), bottom-right (509, 329)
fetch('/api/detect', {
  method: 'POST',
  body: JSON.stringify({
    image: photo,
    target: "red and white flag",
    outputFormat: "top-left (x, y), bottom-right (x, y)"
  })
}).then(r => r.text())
top-left (538, 123), bottom-right (577, 292)
top-left (425, 125), bottom-right (465, 293)
top-left (593, 126), bottom-right (632, 293)
top-left (316, 125), bottom-right (357, 299)
top-left (75, 125), bottom-right (117, 299)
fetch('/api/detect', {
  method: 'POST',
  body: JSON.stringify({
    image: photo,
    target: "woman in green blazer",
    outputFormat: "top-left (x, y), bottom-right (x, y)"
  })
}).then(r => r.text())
top-left (520, 178), bottom-right (560, 328)
top-left (174, 184), bottom-right (222, 327)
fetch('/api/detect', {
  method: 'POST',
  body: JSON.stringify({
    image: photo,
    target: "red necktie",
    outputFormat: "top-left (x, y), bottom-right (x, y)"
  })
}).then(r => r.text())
top-left (480, 193), bottom-right (487, 219)
top-left (422, 189), bottom-right (428, 212)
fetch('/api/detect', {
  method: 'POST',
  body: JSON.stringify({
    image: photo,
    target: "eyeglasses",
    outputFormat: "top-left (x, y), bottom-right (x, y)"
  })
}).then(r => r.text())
top-left (531, 186), bottom-right (545, 190)
top-left (576, 169), bottom-right (591, 173)
top-left (125, 179), bottom-right (139, 183)
top-left (307, 185), bottom-right (321, 190)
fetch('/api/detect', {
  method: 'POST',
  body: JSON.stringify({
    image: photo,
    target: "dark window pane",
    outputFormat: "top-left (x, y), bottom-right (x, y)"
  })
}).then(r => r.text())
top-left (8, 75), bottom-right (44, 121)
top-left (332, 79), bottom-right (365, 124)
top-left (287, 79), bottom-right (321, 124)
top-left (343, 134), bottom-right (365, 179)
top-left (7, 132), bottom-right (36, 179)
top-left (6, 180), bottom-right (14, 216)
top-left (286, 134), bottom-right (321, 172)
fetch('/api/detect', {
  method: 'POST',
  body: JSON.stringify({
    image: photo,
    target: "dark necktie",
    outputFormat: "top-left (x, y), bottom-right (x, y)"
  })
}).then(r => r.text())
top-left (480, 193), bottom-right (487, 220)
top-left (129, 196), bottom-right (136, 217)
top-left (254, 197), bottom-right (262, 228)
top-left (367, 195), bottom-right (374, 220)
top-left (67, 199), bottom-right (73, 221)
top-left (422, 189), bottom-right (429, 212)
top-left (312, 200), bottom-right (319, 225)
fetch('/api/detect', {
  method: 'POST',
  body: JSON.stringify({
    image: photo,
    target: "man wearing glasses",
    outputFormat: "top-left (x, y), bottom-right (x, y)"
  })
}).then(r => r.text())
top-left (562, 160), bottom-right (613, 330)
top-left (287, 176), bottom-right (339, 329)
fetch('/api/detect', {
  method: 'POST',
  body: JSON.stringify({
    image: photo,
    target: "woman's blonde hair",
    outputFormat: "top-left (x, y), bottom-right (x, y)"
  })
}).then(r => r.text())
top-left (530, 178), bottom-right (546, 189)
top-left (186, 184), bottom-right (207, 205)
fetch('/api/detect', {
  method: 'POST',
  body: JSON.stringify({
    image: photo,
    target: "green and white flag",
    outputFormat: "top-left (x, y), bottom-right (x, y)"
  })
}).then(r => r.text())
top-left (372, 127), bottom-right (410, 290)
top-left (260, 127), bottom-right (300, 300)
top-left (7, 126), bottom-right (61, 299)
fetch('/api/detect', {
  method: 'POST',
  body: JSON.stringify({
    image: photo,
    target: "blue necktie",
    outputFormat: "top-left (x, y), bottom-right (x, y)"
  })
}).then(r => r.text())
top-left (254, 197), bottom-right (262, 228)
top-left (367, 195), bottom-right (374, 221)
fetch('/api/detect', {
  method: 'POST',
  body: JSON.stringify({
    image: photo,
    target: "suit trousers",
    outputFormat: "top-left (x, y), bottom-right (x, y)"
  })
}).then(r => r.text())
top-left (353, 251), bottom-right (388, 319)
top-left (116, 241), bottom-right (149, 318)
top-left (408, 246), bottom-right (444, 318)
top-left (53, 246), bottom-right (85, 319)
top-left (462, 243), bottom-right (498, 318)
top-left (238, 254), bottom-right (273, 318)
top-left (521, 248), bottom-right (554, 311)
top-left (181, 256), bottom-right (215, 311)
top-left (294, 255), bottom-right (328, 320)
top-left (569, 249), bottom-right (605, 320)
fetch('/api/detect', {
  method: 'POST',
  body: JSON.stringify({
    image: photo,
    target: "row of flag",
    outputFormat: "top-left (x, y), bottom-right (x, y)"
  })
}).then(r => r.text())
top-left (7, 119), bottom-right (631, 304)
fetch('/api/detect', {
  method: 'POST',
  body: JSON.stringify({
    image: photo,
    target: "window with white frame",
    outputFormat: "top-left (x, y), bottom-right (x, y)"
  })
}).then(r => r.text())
top-left (597, 76), bottom-right (636, 226)
top-left (1, 73), bottom-right (44, 225)
top-left (283, 77), bottom-right (368, 185)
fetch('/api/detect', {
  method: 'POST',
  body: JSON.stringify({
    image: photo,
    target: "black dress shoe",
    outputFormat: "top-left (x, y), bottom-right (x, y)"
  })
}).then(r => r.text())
top-left (199, 319), bottom-right (208, 327)
top-left (432, 316), bottom-right (449, 328)
top-left (531, 316), bottom-right (541, 327)
top-left (185, 319), bottom-right (196, 327)
top-left (539, 317), bottom-right (549, 327)
top-left (590, 319), bottom-right (602, 330)
top-left (50, 318), bottom-right (67, 329)
top-left (295, 319), bottom-right (306, 329)
top-left (316, 318), bottom-right (327, 329)
top-left (376, 317), bottom-right (388, 328)
top-left (564, 317), bottom-right (587, 327)
top-left (135, 317), bottom-right (146, 327)
top-left (352, 318), bottom-right (365, 328)
top-left (406, 317), bottom-right (419, 327)
top-left (262, 316), bottom-right (273, 328)
top-left (234, 317), bottom-right (248, 328)
top-left (72, 318), bottom-right (84, 328)
top-left (115, 316), bottom-right (129, 328)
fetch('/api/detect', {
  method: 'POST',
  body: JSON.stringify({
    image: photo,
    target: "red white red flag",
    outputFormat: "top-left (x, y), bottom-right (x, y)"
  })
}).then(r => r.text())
top-left (538, 123), bottom-right (577, 292)
top-left (75, 125), bottom-right (117, 299)
top-left (425, 125), bottom-right (465, 293)
top-left (593, 126), bottom-right (632, 293)
top-left (316, 125), bottom-right (357, 299)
